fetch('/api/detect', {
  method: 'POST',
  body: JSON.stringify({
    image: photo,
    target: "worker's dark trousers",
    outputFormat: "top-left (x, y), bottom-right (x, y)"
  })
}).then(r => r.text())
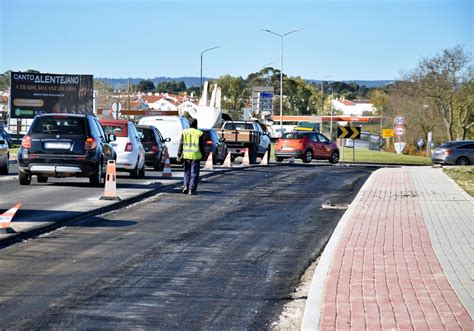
top-left (183, 159), bottom-right (200, 192)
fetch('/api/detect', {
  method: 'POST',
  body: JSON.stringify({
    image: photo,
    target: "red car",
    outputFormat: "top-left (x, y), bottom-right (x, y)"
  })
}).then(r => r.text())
top-left (274, 131), bottom-right (339, 164)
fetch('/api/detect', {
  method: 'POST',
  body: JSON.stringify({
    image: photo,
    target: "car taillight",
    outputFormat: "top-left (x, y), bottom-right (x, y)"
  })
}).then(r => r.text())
top-left (21, 135), bottom-right (32, 148)
top-left (151, 145), bottom-right (158, 152)
top-left (125, 142), bottom-right (133, 152)
top-left (206, 140), bottom-right (213, 145)
top-left (85, 137), bottom-right (97, 150)
top-left (443, 148), bottom-right (454, 155)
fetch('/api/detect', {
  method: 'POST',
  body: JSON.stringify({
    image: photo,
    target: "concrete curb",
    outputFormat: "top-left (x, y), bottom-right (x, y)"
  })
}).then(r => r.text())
top-left (0, 165), bottom-right (249, 250)
top-left (300, 168), bottom-right (381, 330)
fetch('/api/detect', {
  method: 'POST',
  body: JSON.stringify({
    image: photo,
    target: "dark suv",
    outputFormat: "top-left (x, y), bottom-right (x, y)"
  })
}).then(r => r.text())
top-left (18, 113), bottom-right (116, 186)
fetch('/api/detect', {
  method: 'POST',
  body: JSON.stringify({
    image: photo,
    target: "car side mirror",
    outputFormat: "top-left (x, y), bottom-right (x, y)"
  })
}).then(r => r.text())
top-left (108, 133), bottom-right (117, 142)
top-left (163, 137), bottom-right (171, 142)
top-left (0, 139), bottom-right (5, 145)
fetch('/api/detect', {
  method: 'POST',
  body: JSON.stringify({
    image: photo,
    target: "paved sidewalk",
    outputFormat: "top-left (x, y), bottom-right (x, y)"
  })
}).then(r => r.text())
top-left (302, 167), bottom-right (473, 330)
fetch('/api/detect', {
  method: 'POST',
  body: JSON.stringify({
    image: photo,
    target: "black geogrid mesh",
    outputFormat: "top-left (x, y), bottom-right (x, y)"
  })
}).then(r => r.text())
top-left (0, 166), bottom-right (373, 330)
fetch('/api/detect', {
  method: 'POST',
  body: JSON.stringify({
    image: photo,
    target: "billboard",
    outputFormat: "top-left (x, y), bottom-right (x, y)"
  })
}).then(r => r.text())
top-left (9, 72), bottom-right (93, 119)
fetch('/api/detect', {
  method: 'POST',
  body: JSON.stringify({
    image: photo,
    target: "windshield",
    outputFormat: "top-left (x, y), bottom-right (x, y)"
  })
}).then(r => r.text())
top-left (223, 122), bottom-right (254, 130)
top-left (282, 132), bottom-right (305, 139)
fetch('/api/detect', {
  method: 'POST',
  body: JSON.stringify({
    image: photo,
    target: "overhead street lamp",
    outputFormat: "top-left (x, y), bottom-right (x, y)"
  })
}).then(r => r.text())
top-left (320, 75), bottom-right (333, 116)
top-left (262, 28), bottom-right (299, 133)
top-left (200, 46), bottom-right (220, 95)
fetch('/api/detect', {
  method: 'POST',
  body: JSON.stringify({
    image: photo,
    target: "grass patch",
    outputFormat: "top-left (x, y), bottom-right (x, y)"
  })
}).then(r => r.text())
top-left (443, 166), bottom-right (474, 197)
top-left (339, 147), bottom-right (433, 165)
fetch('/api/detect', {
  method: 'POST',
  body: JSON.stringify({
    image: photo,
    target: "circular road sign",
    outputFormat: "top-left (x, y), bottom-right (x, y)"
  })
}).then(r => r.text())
top-left (394, 125), bottom-right (405, 136)
top-left (417, 138), bottom-right (424, 147)
top-left (394, 115), bottom-right (405, 126)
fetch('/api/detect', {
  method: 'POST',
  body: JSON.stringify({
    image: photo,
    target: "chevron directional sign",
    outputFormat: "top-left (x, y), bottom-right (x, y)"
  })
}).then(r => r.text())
top-left (337, 126), bottom-right (361, 139)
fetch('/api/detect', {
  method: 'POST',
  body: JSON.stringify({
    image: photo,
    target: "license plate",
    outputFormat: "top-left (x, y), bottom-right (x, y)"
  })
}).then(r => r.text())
top-left (44, 142), bottom-right (70, 149)
top-left (282, 146), bottom-right (293, 151)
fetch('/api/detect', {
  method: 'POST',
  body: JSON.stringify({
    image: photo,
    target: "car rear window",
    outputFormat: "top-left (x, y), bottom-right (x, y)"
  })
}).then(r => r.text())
top-left (439, 142), bottom-right (455, 148)
top-left (137, 127), bottom-right (154, 142)
top-left (102, 123), bottom-right (128, 137)
top-left (282, 132), bottom-right (305, 139)
top-left (30, 116), bottom-right (87, 135)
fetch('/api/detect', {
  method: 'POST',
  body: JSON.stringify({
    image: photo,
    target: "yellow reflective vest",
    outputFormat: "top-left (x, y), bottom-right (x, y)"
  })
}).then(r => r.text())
top-left (182, 128), bottom-right (203, 160)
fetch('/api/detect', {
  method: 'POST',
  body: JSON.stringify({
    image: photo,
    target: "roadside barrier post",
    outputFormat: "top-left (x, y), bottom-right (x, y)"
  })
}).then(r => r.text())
top-left (100, 160), bottom-right (121, 201)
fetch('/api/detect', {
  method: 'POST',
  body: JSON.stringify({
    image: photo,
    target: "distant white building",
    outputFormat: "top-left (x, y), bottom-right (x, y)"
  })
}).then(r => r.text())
top-left (332, 98), bottom-right (376, 116)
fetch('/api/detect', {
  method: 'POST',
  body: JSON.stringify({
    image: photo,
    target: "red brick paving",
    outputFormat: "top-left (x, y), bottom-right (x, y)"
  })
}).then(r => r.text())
top-left (319, 169), bottom-right (472, 330)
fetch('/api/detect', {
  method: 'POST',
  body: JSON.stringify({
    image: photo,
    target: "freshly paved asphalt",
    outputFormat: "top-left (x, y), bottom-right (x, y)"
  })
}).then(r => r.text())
top-left (0, 164), bottom-right (374, 329)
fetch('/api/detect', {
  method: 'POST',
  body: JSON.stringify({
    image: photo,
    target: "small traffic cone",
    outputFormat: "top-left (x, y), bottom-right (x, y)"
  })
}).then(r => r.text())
top-left (260, 150), bottom-right (269, 166)
top-left (100, 160), bottom-right (121, 201)
top-left (0, 203), bottom-right (21, 234)
top-left (204, 152), bottom-right (214, 170)
top-left (223, 152), bottom-right (232, 167)
top-left (242, 148), bottom-right (250, 166)
top-left (289, 153), bottom-right (296, 164)
top-left (161, 157), bottom-right (172, 177)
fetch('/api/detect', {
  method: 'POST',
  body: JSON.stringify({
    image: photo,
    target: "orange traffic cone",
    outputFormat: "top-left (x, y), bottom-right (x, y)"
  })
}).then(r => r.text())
top-left (242, 148), bottom-right (250, 166)
top-left (161, 157), bottom-right (172, 177)
top-left (260, 150), bottom-right (269, 166)
top-left (100, 160), bottom-right (121, 200)
top-left (0, 203), bottom-right (21, 234)
top-left (204, 152), bottom-right (214, 170)
top-left (223, 152), bottom-right (232, 167)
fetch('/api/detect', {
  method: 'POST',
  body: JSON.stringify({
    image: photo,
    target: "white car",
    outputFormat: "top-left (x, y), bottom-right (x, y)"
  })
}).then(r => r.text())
top-left (0, 131), bottom-right (9, 174)
top-left (100, 119), bottom-right (145, 178)
top-left (138, 115), bottom-right (190, 162)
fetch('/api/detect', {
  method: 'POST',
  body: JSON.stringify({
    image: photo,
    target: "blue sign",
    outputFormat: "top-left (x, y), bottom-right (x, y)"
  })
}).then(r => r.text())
top-left (417, 138), bottom-right (424, 147)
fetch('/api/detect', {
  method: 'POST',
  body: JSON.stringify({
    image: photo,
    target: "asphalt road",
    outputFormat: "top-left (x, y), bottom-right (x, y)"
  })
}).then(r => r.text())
top-left (0, 164), bottom-right (374, 329)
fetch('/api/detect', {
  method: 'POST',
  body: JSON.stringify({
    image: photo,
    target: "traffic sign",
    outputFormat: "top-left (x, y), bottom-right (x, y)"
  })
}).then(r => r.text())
top-left (111, 101), bottom-right (122, 119)
top-left (417, 138), bottom-right (424, 147)
top-left (337, 126), bottom-right (361, 139)
top-left (382, 129), bottom-right (394, 138)
top-left (394, 125), bottom-right (405, 136)
top-left (394, 115), bottom-right (405, 126)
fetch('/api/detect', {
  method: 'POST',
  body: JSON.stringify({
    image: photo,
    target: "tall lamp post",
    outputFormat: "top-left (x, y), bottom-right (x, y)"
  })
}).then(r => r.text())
top-left (200, 46), bottom-right (220, 95)
top-left (262, 29), bottom-right (299, 133)
top-left (320, 75), bottom-right (333, 116)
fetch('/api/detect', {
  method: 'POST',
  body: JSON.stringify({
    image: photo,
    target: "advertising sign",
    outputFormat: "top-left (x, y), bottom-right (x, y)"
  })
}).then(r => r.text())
top-left (10, 71), bottom-right (93, 119)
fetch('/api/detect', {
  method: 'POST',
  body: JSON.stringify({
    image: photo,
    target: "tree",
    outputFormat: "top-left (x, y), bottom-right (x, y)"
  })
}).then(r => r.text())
top-left (406, 46), bottom-right (472, 140)
top-left (214, 75), bottom-right (245, 111)
top-left (156, 81), bottom-right (186, 93)
top-left (136, 80), bottom-right (155, 93)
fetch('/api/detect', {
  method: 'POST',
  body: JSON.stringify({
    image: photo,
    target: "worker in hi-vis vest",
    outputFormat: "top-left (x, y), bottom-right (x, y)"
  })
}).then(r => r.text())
top-left (177, 118), bottom-right (205, 195)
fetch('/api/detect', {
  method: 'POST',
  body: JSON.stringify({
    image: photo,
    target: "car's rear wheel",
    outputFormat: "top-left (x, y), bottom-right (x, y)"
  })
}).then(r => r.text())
top-left (19, 172), bottom-right (31, 185)
top-left (456, 157), bottom-right (470, 165)
top-left (139, 161), bottom-right (146, 178)
top-left (329, 151), bottom-right (339, 164)
top-left (276, 156), bottom-right (284, 162)
top-left (130, 159), bottom-right (140, 178)
top-left (249, 146), bottom-right (258, 164)
top-left (302, 150), bottom-right (313, 163)
top-left (89, 160), bottom-right (104, 187)
top-left (37, 175), bottom-right (48, 183)
top-left (0, 156), bottom-right (8, 174)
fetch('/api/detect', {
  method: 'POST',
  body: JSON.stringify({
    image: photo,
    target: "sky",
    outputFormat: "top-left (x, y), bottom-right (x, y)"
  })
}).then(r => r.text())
top-left (0, 0), bottom-right (472, 81)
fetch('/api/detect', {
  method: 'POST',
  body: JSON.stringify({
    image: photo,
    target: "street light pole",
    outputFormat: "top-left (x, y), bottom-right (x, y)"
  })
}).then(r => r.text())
top-left (263, 29), bottom-right (298, 133)
top-left (200, 46), bottom-right (220, 96)
top-left (320, 75), bottom-right (332, 116)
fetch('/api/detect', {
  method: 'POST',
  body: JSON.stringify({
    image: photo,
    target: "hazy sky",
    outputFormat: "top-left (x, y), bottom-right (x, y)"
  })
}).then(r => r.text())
top-left (1, 0), bottom-right (472, 80)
